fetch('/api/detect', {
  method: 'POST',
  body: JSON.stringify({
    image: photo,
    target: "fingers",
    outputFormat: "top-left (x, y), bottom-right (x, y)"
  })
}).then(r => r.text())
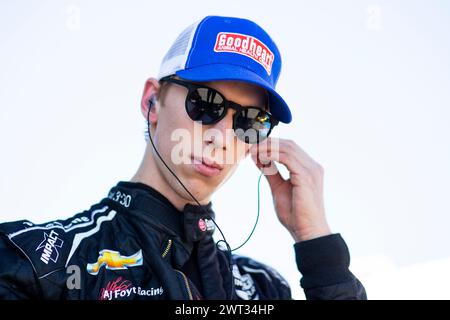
top-left (250, 138), bottom-right (321, 171)
top-left (250, 138), bottom-right (307, 175)
top-left (250, 152), bottom-right (285, 190)
top-left (250, 138), bottom-right (325, 189)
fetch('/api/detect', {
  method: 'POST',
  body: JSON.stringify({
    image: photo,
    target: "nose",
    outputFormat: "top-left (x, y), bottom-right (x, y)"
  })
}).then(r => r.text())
top-left (204, 109), bottom-right (235, 150)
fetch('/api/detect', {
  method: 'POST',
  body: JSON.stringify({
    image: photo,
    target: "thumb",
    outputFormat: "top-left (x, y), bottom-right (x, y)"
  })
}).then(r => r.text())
top-left (251, 152), bottom-right (285, 190)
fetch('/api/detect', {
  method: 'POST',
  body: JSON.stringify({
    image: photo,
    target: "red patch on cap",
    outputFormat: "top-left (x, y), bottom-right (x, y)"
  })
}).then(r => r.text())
top-left (214, 32), bottom-right (275, 75)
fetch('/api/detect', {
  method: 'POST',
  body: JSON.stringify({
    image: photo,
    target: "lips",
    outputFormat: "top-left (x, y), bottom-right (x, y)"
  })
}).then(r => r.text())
top-left (191, 155), bottom-right (223, 177)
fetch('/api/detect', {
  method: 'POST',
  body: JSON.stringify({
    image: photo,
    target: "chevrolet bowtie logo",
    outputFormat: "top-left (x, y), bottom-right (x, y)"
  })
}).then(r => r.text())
top-left (87, 249), bottom-right (143, 275)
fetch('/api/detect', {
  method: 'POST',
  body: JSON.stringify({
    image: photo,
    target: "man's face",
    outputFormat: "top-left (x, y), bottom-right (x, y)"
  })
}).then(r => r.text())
top-left (149, 78), bottom-right (268, 202)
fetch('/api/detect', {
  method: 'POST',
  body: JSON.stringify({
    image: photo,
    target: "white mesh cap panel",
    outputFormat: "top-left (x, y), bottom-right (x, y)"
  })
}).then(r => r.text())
top-left (157, 18), bottom-right (203, 80)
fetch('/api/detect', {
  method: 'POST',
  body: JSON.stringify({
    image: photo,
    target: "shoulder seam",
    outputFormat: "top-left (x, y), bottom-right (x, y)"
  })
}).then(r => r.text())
top-left (7, 205), bottom-right (110, 239)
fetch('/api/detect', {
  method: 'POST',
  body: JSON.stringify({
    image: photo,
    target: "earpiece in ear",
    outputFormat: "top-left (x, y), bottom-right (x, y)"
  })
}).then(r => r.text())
top-left (148, 95), bottom-right (157, 109)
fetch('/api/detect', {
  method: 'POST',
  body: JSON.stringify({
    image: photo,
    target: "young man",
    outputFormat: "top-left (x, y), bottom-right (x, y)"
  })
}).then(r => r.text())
top-left (0, 16), bottom-right (366, 300)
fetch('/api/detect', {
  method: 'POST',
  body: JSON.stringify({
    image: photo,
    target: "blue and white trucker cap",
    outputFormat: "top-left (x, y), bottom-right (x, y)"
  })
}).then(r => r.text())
top-left (157, 15), bottom-right (292, 124)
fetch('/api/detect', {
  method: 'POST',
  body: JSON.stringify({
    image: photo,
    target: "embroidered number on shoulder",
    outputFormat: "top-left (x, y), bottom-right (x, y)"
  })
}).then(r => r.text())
top-left (108, 191), bottom-right (132, 208)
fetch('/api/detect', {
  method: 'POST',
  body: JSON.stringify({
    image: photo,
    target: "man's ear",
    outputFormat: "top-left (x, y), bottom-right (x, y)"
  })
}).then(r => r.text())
top-left (140, 78), bottom-right (160, 125)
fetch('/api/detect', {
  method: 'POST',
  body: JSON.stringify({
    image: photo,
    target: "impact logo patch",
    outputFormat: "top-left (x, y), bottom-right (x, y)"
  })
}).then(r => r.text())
top-left (214, 32), bottom-right (275, 75)
top-left (36, 230), bottom-right (64, 264)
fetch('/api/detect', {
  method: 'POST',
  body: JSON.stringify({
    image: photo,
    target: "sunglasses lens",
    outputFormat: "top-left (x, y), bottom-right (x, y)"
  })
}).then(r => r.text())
top-left (234, 108), bottom-right (272, 144)
top-left (186, 88), bottom-right (225, 124)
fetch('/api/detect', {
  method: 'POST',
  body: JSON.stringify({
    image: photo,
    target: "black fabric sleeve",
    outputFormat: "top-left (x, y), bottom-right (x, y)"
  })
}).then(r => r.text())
top-left (294, 233), bottom-right (367, 300)
top-left (0, 234), bottom-right (40, 299)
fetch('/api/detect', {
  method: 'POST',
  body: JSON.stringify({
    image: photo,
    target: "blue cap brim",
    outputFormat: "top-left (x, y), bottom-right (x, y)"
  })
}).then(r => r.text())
top-left (176, 64), bottom-right (292, 124)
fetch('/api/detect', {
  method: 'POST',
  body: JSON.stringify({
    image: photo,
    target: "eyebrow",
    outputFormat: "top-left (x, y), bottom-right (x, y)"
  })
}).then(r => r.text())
top-left (195, 81), bottom-right (268, 110)
top-left (165, 77), bottom-right (269, 112)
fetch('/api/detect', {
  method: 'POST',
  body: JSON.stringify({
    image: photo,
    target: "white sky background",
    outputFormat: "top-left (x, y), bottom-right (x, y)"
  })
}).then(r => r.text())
top-left (1, 0), bottom-right (449, 299)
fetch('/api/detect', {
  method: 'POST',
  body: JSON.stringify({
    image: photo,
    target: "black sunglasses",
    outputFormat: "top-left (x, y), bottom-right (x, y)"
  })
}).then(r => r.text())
top-left (159, 76), bottom-right (279, 144)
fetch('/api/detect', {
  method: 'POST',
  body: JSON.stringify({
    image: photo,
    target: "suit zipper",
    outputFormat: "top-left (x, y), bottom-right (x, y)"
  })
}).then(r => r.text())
top-left (161, 239), bottom-right (173, 258)
top-left (174, 269), bottom-right (193, 300)
top-left (161, 238), bottom-right (194, 300)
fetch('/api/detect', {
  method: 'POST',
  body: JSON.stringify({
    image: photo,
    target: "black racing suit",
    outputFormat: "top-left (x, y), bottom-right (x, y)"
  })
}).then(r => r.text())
top-left (0, 181), bottom-right (366, 300)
